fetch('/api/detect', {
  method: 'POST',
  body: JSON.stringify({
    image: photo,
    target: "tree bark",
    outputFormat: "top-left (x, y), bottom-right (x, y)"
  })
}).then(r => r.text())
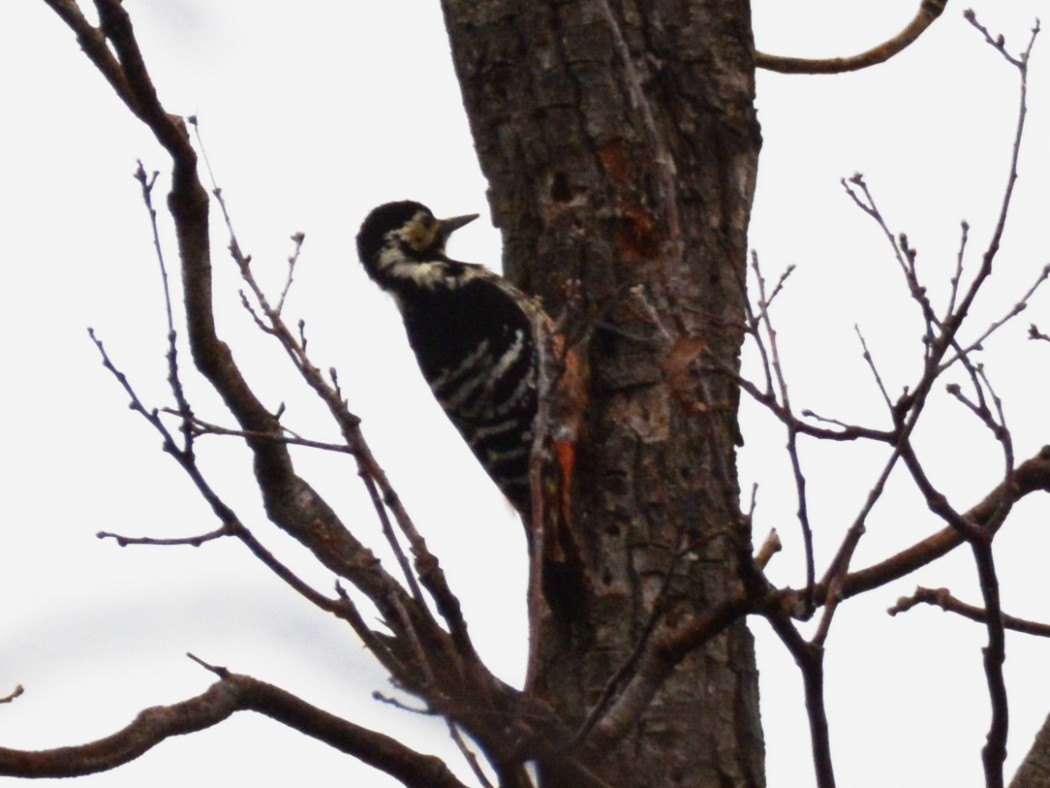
top-left (1011, 711), bottom-right (1050, 788)
top-left (441, 2), bottom-right (764, 786)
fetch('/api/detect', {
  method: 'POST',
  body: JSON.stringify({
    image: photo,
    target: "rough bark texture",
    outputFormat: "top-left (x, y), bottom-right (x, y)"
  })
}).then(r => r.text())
top-left (1011, 712), bottom-right (1050, 788)
top-left (441, 2), bottom-right (764, 786)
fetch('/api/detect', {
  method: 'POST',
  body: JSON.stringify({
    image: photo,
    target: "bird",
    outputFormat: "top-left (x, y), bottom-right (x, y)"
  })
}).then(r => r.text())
top-left (356, 200), bottom-right (543, 523)
top-left (356, 200), bottom-right (589, 627)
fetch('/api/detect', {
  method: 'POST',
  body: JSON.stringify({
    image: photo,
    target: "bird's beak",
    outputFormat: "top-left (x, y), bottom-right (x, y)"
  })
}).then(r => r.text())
top-left (438, 212), bottom-right (480, 240)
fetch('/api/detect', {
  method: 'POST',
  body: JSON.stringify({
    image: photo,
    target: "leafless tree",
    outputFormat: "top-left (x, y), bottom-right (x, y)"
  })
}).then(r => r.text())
top-left (2, 2), bottom-right (1048, 787)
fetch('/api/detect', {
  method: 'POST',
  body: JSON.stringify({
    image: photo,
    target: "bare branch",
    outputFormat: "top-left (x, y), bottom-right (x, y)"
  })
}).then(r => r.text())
top-left (890, 587), bottom-right (1050, 638)
top-left (277, 232), bottom-right (306, 317)
top-left (0, 672), bottom-right (468, 787)
top-left (173, 413), bottom-right (355, 454)
top-left (764, 613), bottom-right (835, 788)
top-left (750, 253), bottom-right (815, 608)
top-left (89, 326), bottom-right (412, 677)
top-left (447, 721), bottom-right (495, 788)
top-left (710, 356), bottom-right (892, 442)
top-left (854, 325), bottom-right (895, 412)
top-left (942, 262), bottom-right (1050, 369)
top-left (756, 0), bottom-right (947, 74)
top-left (947, 221), bottom-right (971, 318)
top-left (786, 446), bottom-right (1050, 608)
top-left (973, 537), bottom-right (1009, 788)
top-left (948, 15), bottom-right (1039, 339)
top-left (964, 10), bottom-right (1041, 68)
top-left (47, 3), bottom-right (455, 669)
top-left (755, 528), bottom-right (782, 569)
top-left (96, 526), bottom-right (228, 548)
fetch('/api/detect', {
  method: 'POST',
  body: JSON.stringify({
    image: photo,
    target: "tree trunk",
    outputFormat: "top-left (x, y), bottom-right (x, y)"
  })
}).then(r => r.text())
top-left (441, 1), bottom-right (764, 786)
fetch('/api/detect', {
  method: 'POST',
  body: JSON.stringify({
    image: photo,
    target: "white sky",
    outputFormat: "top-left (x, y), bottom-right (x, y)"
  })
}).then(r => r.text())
top-left (1, 1), bottom-right (1048, 786)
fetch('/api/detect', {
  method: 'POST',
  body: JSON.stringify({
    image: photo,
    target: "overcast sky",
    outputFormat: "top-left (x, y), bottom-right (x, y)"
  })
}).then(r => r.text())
top-left (2, 2), bottom-right (1048, 786)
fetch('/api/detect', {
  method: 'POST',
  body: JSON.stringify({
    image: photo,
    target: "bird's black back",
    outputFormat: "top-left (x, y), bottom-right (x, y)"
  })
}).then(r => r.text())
top-left (400, 274), bottom-right (537, 519)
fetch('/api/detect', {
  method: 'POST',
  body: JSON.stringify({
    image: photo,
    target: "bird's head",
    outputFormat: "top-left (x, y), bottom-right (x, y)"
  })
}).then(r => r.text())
top-left (356, 200), bottom-right (479, 286)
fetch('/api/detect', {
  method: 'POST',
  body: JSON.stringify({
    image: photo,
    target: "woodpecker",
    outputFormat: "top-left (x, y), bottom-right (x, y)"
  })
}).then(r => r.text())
top-left (356, 200), bottom-right (543, 521)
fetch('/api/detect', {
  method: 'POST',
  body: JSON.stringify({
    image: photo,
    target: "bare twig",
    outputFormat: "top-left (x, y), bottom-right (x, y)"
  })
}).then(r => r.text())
top-left (973, 537), bottom-right (1009, 788)
top-left (755, 528), bottom-right (782, 569)
top-left (963, 10), bottom-right (1038, 68)
top-left (188, 124), bottom-right (479, 665)
top-left (756, 0), bottom-right (948, 74)
top-left (811, 445), bottom-right (902, 636)
top-left (709, 356), bottom-right (892, 442)
top-left (890, 587), bottom-right (1050, 637)
top-left (765, 613), bottom-right (836, 788)
top-left (842, 175), bottom-right (942, 355)
top-left (88, 337), bottom-right (406, 678)
top-left (854, 326), bottom-right (895, 412)
top-left (942, 263), bottom-right (1050, 369)
top-left (170, 413), bottom-right (354, 454)
top-left (277, 232), bottom-right (306, 317)
top-left (773, 446), bottom-right (1050, 623)
top-left (97, 526), bottom-right (228, 548)
top-left (947, 221), bottom-right (971, 318)
top-left (948, 16), bottom-right (1040, 340)
top-left (751, 253), bottom-right (815, 608)
top-left (447, 721), bottom-right (496, 788)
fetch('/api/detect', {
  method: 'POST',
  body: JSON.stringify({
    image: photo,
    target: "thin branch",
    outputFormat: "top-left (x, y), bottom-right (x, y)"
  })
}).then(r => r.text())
top-left (843, 175), bottom-right (942, 357)
top-left (88, 330), bottom-right (239, 530)
top-left (96, 526), bottom-right (228, 548)
top-left (947, 221), bottom-right (971, 318)
top-left (133, 160), bottom-right (197, 455)
top-left (948, 15), bottom-right (1039, 338)
top-left (188, 118), bottom-right (478, 667)
top-left (942, 263), bottom-right (1050, 369)
top-left (963, 9), bottom-right (1036, 68)
top-left (41, 0), bottom-right (138, 117)
top-left (0, 672), bottom-right (468, 787)
top-left (447, 721), bottom-right (496, 788)
top-left (890, 587), bottom-right (1050, 637)
top-left (755, 528), bottom-right (782, 569)
top-left (755, 0), bottom-right (947, 74)
top-left (751, 253), bottom-right (815, 608)
top-left (854, 326), bottom-right (895, 412)
top-left (974, 538), bottom-right (1009, 788)
top-left (765, 613), bottom-right (836, 788)
top-left (173, 413), bottom-right (355, 454)
top-left (710, 357), bottom-right (892, 442)
top-left (48, 1), bottom-right (418, 631)
top-left (782, 446), bottom-right (1050, 611)
top-left (810, 445), bottom-right (902, 635)
top-left (89, 330), bottom-right (409, 680)
top-left (276, 232), bottom-right (306, 317)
